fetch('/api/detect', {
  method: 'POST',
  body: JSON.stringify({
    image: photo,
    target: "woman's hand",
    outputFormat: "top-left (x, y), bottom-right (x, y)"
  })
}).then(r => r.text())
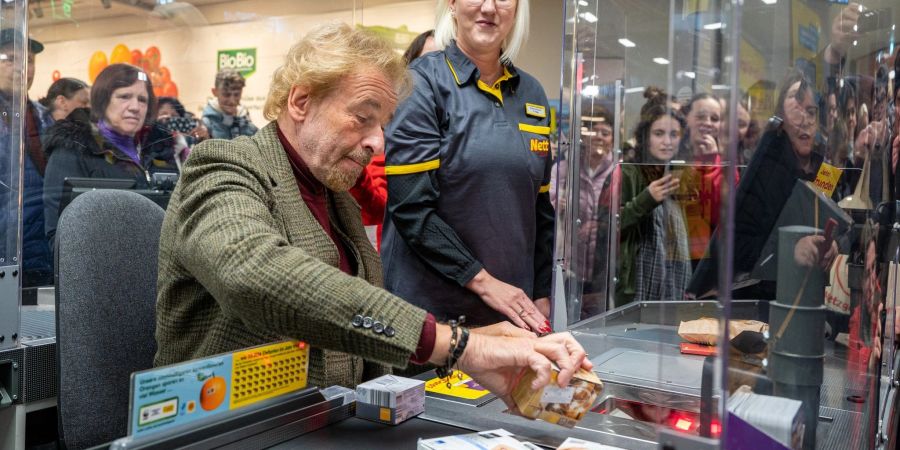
top-left (190, 122), bottom-right (210, 142)
top-left (466, 269), bottom-right (550, 333)
top-left (696, 133), bottom-right (718, 155)
top-left (647, 174), bottom-right (680, 203)
top-left (534, 297), bottom-right (551, 321)
top-left (471, 321), bottom-right (536, 338)
top-left (793, 235), bottom-right (837, 270)
top-left (457, 332), bottom-right (592, 412)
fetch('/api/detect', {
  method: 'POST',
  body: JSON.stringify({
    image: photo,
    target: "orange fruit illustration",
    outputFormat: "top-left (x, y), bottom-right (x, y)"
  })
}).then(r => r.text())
top-left (199, 376), bottom-right (226, 411)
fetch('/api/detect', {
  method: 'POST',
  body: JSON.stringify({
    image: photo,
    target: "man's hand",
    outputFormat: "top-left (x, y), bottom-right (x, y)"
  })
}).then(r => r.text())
top-left (458, 332), bottom-right (592, 413)
top-left (467, 269), bottom-right (551, 333)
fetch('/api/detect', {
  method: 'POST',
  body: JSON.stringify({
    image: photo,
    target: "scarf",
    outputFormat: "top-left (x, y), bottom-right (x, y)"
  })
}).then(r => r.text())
top-left (634, 197), bottom-right (692, 301)
top-left (98, 120), bottom-right (140, 165)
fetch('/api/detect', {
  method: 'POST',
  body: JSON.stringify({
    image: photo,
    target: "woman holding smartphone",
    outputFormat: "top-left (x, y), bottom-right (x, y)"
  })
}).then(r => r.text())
top-left (616, 90), bottom-right (691, 305)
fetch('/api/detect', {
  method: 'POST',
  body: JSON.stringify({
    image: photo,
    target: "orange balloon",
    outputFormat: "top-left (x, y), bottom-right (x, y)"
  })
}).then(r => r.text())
top-left (88, 51), bottom-right (108, 83)
top-left (130, 49), bottom-right (143, 66)
top-left (52, 70), bottom-right (61, 82)
top-left (153, 85), bottom-right (164, 97)
top-left (144, 46), bottom-right (161, 71)
top-left (150, 70), bottom-right (163, 87)
top-left (159, 66), bottom-right (171, 83)
top-left (161, 81), bottom-right (178, 98)
top-left (109, 44), bottom-right (130, 65)
top-left (199, 376), bottom-right (226, 411)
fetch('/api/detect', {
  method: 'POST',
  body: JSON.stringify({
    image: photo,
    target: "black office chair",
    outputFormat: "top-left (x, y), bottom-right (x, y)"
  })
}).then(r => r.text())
top-left (54, 189), bottom-right (165, 449)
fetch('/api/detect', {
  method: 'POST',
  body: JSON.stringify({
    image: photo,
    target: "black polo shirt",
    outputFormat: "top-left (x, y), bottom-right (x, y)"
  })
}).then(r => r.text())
top-left (381, 41), bottom-right (554, 326)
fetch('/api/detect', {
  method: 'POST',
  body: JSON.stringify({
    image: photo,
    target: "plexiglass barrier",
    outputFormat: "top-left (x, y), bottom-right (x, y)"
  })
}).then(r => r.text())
top-left (0, 0), bottom-right (29, 350)
top-left (555, 0), bottom-right (900, 448)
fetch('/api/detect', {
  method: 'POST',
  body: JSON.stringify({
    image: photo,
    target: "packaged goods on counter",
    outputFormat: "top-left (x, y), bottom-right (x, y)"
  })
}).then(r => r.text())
top-left (511, 366), bottom-right (603, 428)
top-left (417, 429), bottom-right (540, 450)
top-left (677, 317), bottom-right (768, 346)
top-left (356, 375), bottom-right (425, 425)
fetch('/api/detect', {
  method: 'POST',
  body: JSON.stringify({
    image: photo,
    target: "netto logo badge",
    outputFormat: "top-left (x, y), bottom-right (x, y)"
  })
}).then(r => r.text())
top-left (217, 48), bottom-right (257, 77)
top-left (530, 138), bottom-right (549, 154)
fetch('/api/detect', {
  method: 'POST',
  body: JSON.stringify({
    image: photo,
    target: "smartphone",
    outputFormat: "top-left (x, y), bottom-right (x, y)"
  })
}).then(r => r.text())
top-left (858, 8), bottom-right (892, 33)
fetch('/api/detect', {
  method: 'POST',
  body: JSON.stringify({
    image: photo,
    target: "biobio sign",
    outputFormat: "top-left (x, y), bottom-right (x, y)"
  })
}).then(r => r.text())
top-left (217, 48), bottom-right (256, 78)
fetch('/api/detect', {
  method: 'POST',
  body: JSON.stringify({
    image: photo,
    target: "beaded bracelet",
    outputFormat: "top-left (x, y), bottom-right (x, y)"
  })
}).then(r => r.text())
top-left (436, 316), bottom-right (468, 388)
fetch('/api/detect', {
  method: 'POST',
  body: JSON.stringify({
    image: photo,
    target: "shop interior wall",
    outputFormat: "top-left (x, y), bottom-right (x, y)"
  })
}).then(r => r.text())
top-left (29, 0), bottom-right (564, 127)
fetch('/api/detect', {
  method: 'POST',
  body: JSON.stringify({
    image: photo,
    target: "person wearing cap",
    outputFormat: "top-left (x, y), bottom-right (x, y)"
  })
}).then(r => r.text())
top-left (154, 23), bottom-right (591, 401)
top-left (0, 29), bottom-right (54, 287)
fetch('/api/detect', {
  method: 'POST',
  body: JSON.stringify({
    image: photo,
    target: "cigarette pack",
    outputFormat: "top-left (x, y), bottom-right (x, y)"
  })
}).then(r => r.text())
top-left (355, 375), bottom-right (425, 425)
top-left (511, 366), bottom-right (603, 428)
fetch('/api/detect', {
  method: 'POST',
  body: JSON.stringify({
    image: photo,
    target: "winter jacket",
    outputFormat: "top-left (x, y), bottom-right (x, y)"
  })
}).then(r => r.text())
top-left (42, 108), bottom-right (178, 244)
top-left (201, 101), bottom-right (258, 140)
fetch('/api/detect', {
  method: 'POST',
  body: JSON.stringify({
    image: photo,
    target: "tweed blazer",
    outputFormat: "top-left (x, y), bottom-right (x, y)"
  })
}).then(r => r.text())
top-left (154, 122), bottom-right (427, 388)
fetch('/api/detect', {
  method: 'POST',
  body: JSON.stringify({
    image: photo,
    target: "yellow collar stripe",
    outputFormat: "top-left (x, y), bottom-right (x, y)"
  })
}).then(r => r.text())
top-left (519, 123), bottom-right (551, 135)
top-left (384, 159), bottom-right (441, 175)
top-left (539, 183), bottom-right (551, 193)
top-left (445, 57), bottom-right (462, 86)
top-left (476, 67), bottom-right (513, 104)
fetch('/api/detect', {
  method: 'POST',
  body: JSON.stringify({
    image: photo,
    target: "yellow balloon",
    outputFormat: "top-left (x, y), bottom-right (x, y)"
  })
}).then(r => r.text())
top-left (109, 44), bottom-right (131, 65)
top-left (88, 51), bottom-right (108, 83)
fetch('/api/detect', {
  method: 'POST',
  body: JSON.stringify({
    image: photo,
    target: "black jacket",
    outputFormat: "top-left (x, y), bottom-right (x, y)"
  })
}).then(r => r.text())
top-left (688, 122), bottom-right (824, 298)
top-left (42, 108), bottom-right (177, 243)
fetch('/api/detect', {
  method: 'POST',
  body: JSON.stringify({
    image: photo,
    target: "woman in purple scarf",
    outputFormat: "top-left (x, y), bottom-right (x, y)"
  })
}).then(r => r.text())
top-left (42, 63), bottom-right (178, 245)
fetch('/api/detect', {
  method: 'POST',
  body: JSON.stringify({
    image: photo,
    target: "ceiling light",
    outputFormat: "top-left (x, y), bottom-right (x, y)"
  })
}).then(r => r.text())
top-left (580, 12), bottom-right (598, 23)
top-left (618, 38), bottom-right (636, 48)
top-left (683, 71), bottom-right (696, 79)
top-left (653, 57), bottom-right (669, 65)
top-left (703, 22), bottom-right (723, 30)
top-left (853, 40), bottom-right (858, 46)
top-left (578, 0), bottom-right (588, 5)
top-left (624, 87), bottom-right (645, 94)
top-left (761, 0), bottom-right (776, 4)
top-left (582, 85), bottom-right (599, 97)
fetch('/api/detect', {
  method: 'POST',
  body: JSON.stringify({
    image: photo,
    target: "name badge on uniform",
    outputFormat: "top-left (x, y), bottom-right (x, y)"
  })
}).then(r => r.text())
top-left (525, 103), bottom-right (546, 118)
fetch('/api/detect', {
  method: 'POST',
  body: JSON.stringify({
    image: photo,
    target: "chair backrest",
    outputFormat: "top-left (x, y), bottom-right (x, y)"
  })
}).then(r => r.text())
top-left (55, 189), bottom-right (165, 449)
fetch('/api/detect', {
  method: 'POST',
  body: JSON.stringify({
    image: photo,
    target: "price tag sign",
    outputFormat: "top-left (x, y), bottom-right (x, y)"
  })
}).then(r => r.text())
top-left (128, 341), bottom-right (308, 437)
top-left (812, 162), bottom-right (842, 197)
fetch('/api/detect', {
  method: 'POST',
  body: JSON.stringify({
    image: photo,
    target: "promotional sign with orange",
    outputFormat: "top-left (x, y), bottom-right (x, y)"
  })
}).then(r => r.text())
top-left (129, 341), bottom-right (309, 438)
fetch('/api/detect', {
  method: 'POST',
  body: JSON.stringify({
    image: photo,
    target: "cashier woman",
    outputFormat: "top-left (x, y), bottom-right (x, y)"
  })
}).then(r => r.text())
top-left (382, 0), bottom-right (554, 333)
top-left (154, 22), bottom-right (590, 410)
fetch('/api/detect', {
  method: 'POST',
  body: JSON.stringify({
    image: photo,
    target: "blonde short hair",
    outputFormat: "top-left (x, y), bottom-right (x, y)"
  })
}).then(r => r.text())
top-left (433, 0), bottom-right (530, 65)
top-left (264, 22), bottom-right (411, 121)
